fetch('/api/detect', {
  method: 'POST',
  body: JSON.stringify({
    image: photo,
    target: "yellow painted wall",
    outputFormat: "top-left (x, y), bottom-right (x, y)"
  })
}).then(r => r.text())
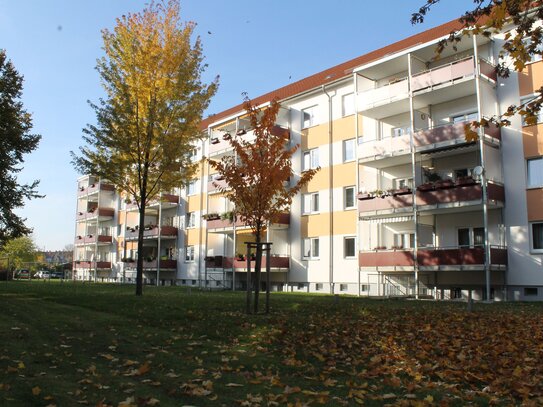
top-left (332, 116), bottom-right (356, 142)
top-left (523, 125), bottom-right (543, 157)
top-left (332, 211), bottom-right (357, 235)
top-left (186, 229), bottom-right (202, 246)
top-left (187, 195), bottom-right (205, 212)
top-left (333, 162), bottom-right (357, 188)
top-left (519, 61), bottom-right (543, 97)
top-left (527, 189), bottom-right (543, 221)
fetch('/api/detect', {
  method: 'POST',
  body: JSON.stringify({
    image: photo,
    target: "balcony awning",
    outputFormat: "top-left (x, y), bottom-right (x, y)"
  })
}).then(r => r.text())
top-left (365, 215), bottom-right (414, 224)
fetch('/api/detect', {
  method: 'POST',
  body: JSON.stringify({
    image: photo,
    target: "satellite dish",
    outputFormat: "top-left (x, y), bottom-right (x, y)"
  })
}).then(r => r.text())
top-left (472, 166), bottom-right (484, 177)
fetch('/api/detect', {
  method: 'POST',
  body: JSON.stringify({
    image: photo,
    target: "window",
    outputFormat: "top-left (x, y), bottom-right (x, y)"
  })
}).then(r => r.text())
top-left (527, 157), bottom-right (543, 188)
top-left (524, 37), bottom-right (543, 63)
top-left (344, 186), bottom-right (355, 209)
top-left (302, 106), bottom-right (317, 128)
top-left (186, 212), bottom-right (196, 228)
top-left (303, 193), bottom-right (319, 214)
top-left (189, 148), bottom-right (198, 161)
top-left (340, 283), bottom-right (348, 291)
top-left (391, 125), bottom-right (410, 138)
top-left (303, 237), bottom-right (320, 259)
top-left (394, 178), bottom-right (413, 189)
top-left (343, 138), bottom-right (355, 162)
top-left (316, 283), bottom-right (323, 291)
top-left (394, 233), bottom-right (415, 249)
top-left (360, 284), bottom-right (369, 292)
top-left (185, 246), bottom-right (195, 262)
top-left (303, 148), bottom-right (319, 170)
top-left (297, 283), bottom-right (306, 290)
top-left (452, 112), bottom-right (478, 123)
top-left (192, 280), bottom-right (197, 285)
top-left (342, 93), bottom-right (354, 116)
top-left (524, 287), bottom-right (538, 296)
top-left (531, 222), bottom-right (543, 252)
top-left (458, 227), bottom-right (484, 247)
top-left (187, 180), bottom-right (197, 195)
top-left (344, 237), bottom-right (356, 258)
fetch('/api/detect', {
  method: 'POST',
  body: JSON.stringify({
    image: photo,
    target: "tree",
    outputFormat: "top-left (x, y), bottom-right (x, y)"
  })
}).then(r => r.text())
top-left (0, 50), bottom-right (42, 247)
top-left (412, 0), bottom-right (543, 133)
top-left (72, 0), bottom-right (218, 296)
top-left (209, 97), bottom-right (318, 313)
top-left (0, 236), bottom-right (37, 271)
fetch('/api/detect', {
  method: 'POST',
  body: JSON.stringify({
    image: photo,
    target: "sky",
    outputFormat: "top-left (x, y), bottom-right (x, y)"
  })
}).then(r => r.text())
top-left (0, 0), bottom-right (476, 251)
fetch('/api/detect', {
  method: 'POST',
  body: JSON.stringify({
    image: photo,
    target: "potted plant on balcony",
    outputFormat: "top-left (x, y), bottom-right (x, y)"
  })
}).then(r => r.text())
top-left (435, 178), bottom-right (455, 189)
top-left (370, 189), bottom-right (387, 198)
top-left (357, 191), bottom-right (373, 200)
top-left (390, 187), bottom-right (412, 196)
top-left (210, 137), bottom-right (220, 144)
top-left (222, 132), bottom-right (232, 140)
top-left (121, 257), bottom-right (134, 262)
top-left (455, 175), bottom-right (476, 186)
top-left (417, 182), bottom-right (435, 192)
top-left (236, 253), bottom-right (245, 261)
top-left (221, 211), bottom-right (235, 222)
top-left (145, 255), bottom-right (156, 262)
top-left (374, 246), bottom-right (387, 251)
top-left (203, 213), bottom-right (220, 221)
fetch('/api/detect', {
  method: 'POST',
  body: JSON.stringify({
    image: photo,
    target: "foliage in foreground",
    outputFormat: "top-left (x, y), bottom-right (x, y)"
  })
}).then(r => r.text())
top-left (0, 282), bottom-right (542, 406)
top-left (0, 51), bottom-right (42, 246)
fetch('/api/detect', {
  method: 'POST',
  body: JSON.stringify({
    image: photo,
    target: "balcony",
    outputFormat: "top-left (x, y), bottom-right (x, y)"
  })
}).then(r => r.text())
top-left (78, 182), bottom-right (115, 197)
top-left (125, 194), bottom-right (179, 211)
top-left (359, 246), bottom-right (507, 269)
top-left (75, 234), bottom-right (112, 245)
top-left (206, 212), bottom-right (290, 232)
top-left (358, 133), bottom-right (411, 161)
top-left (358, 181), bottom-right (504, 216)
top-left (74, 261), bottom-right (112, 269)
top-left (414, 121), bottom-right (500, 152)
top-left (207, 179), bottom-right (228, 194)
top-left (125, 225), bottom-right (178, 240)
top-left (124, 259), bottom-right (177, 270)
top-left (208, 125), bottom-right (290, 157)
top-left (76, 207), bottom-right (115, 221)
top-left (357, 77), bottom-right (409, 112)
top-left (411, 56), bottom-right (476, 93)
top-left (205, 255), bottom-right (289, 271)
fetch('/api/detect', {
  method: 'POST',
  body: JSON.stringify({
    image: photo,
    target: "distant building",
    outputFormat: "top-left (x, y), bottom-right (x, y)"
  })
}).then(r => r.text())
top-left (37, 251), bottom-right (73, 266)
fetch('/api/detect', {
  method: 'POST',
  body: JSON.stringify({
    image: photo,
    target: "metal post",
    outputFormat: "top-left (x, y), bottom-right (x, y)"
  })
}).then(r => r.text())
top-left (473, 34), bottom-right (491, 302)
top-left (245, 242), bottom-right (252, 314)
top-left (265, 243), bottom-right (272, 314)
top-left (408, 53), bottom-right (419, 299)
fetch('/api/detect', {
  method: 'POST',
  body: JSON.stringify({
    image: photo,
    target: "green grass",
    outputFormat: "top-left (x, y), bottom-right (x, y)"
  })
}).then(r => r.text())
top-left (0, 282), bottom-right (542, 406)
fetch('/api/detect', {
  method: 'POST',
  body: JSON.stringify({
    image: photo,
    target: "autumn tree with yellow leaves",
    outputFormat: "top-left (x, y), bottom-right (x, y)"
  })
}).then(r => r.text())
top-left (210, 97), bottom-right (318, 313)
top-left (73, 0), bottom-right (218, 295)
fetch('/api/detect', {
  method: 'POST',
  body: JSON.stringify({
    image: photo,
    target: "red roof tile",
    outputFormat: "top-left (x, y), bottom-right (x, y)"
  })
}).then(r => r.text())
top-left (201, 17), bottom-right (463, 129)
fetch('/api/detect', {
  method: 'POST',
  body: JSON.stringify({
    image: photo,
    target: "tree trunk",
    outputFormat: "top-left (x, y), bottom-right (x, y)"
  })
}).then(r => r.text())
top-left (136, 200), bottom-right (146, 296)
top-left (265, 244), bottom-right (270, 314)
top-left (253, 228), bottom-right (262, 314)
top-left (246, 245), bottom-right (251, 315)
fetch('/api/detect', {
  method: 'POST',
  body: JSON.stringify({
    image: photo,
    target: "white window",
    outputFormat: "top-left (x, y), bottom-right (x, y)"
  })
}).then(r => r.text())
top-left (452, 112), bottom-right (478, 124)
top-left (340, 283), bottom-right (348, 291)
top-left (344, 237), bottom-right (356, 258)
top-left (342, 93), bottom-right (354, 116)
top-left (302, 106), bottom-right (317, 128)
top-left (344, 186), bottom-right (355, 209)
top-left (189, 148), bottom-right (198, 161)
top-left (303, 148), bottom-right (319, 170)
top-left (524, 37), bottom-right (543, 63)
top-left (458, 227), bottom-right (484, 248)
top-left (186, 212), bottom-right (196, 228)
top-left (187, 180), bottom-right (197, 195)
top-left (394, 233), bottom-right (415, 249)
top-left (303, 192), bottom-right (319, 214)
top-left (343, 138), bottom-right (355, 162)
top-left (530, 222), bottom-right (543, 253)
top-left (303, 237), bottom-right (320, 259)
top-left (391, 125), bottom-right (411, 138)
top-left (527, 157), bottom-right (543, 188)
top-left (394, 178), bottom-right (413, 189)
top-left (185, 246), bottom-right (195, 262)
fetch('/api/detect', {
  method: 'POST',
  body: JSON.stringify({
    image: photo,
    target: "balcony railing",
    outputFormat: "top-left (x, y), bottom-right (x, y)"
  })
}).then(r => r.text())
top-left (205, 255), bottom-right (289, 270)
top-left (125, 225), bottom-right (178, 240)
top-left (75, 234), bottom-right (112, 245)
top-left (74, 261), bottom-right (112, 269)
top-left (414, 121), bottom-right (500, 149)
top-left (78, 182), bottom-right (115, 196)
top-left (358, 133), bottom-right (411, 160)
top-left (125, 194), bottom-right (179, 211)
top-left (207, 179), bottom-right (228, 193)
top-left (411, 56), bottom-right (475, 92)
top-left (357, 77), bottom-right (409, 111)
top-left (208, 125), bottom-right (290, 156)
top-left (206, 212), bottom-right (290, 230)
top-left (359, 181), bottom-right (504, 214)
top-left (124, 259), bottom-right (177, 270)
top-left (359, 246), bottom-right (507, 267)
top-left (76, 207), bottom-right (115, 221)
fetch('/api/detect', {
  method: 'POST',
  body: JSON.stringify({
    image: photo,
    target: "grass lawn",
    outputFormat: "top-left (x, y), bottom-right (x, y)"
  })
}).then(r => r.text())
top-left (0, 282), bottom-right (542, 406)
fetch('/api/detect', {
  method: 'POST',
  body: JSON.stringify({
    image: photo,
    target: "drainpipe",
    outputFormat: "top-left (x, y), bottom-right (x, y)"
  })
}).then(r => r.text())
top-left (408, 53), bottom-right (419, 299)
top-left (322, 84), bottom-right (334, 294)
top-left (199, 145), bottom-right (206, 290)
top-left (473, 34), bottom-right (491, 302)
top-left (354, 72), bottom-right (361, 297)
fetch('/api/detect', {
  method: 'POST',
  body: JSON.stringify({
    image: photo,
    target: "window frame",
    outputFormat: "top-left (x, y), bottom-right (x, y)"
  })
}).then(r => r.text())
top-left (344, 236), bottom-right (356, 258)
top-left (186, 212), bottom-right (196, 228)
top-left (303, 237), bottom-right (320, 259)
top-left (342, 93), bottom-right (355, 117)
top-left (530, 221), bottom-right (543, 253)
top-left (303, 148), bottom-right (320, 171)
top-left (185, 245), bottom-right (195, 262)
top-left (527, 157), bottom-right (543, 188)
top-left (302, 106), bottom-right (317, 129)
top-left (344, 186), bottom-right (356, 210)
top-left (457, 227), bottom-right (485, 248)
top-left (343, 138), bottom-right (356, 162)
top-left (187, 180), bottom-right (197, 196)
top-left (520, 96), bottom-right (543, 126)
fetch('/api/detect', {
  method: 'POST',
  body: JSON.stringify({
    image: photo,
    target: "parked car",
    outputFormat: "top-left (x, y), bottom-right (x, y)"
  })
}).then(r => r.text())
top-left (50, 271), bottom-right (64, 279)
top-left (16, 269), bottom-right (30, 279)
top-left (35, 270), bottom-right (51, 279)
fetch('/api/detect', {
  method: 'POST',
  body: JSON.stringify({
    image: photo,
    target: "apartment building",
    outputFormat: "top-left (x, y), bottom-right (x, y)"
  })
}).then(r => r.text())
top-left (74, 16), bottom-right (543, 300)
